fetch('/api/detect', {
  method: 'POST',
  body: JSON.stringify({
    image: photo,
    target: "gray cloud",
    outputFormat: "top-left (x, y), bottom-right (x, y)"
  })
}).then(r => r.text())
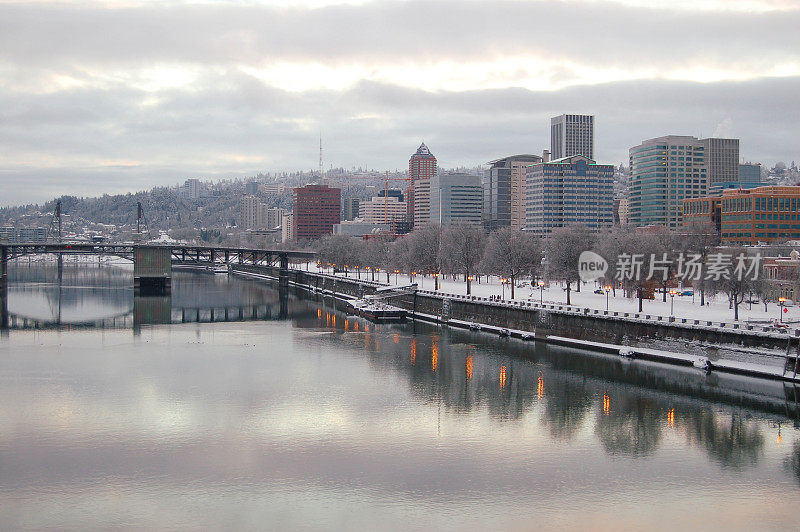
top-left (1, 1), bottom-right (798, 206)
top-left (2, 73), bottom-right (798, 206)
top-left (0, 1), bottom-right (798, 71)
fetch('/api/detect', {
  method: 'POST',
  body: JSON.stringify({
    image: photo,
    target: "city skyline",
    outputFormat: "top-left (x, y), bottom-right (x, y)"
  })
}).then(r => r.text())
top-left (1, 0), bottom-right (799, 206)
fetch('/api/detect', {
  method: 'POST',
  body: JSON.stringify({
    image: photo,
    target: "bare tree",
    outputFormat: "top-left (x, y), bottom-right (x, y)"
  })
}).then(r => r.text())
top-left (648, 226), bottom-right (677, 302)
top-left (545, 225), bottom-right (595, 305)
top-left (677, 220), bottom-right (720, 306)
top-left (482, 227), bottom-right (542, 299)
top-left (439, 222), bottom-right (486, 295)
top-left (610, 231), bottom-right (666, 313)
top-left (406, 223), bottom-right (442, 277)
top-left (707, 248), bottom-right (761, 321)
top-left (593, 227), bottom-right (633, 296)
top-left (315, 234), bottom-right (359, 274)
top-left (389, 236), bottom-right (411, 283)
top-left (362, 236), bottom-right (391, 282)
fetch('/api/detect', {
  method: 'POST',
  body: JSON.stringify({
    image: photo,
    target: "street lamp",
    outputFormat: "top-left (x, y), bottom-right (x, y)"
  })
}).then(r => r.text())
top-left (669, 289), bottom-right (677, 316)
top-left (467, 275), bottom-right (474, 295)
top-left (394, 269), bottom-right (399, 283)
top-left (433, 272), bottom-right (439, 291)
top-left (604, 285), bottom-right (612, 311)
top-left (501, 278), bottom-right (507, 300)
top-left (538, 280), bottom-right (545, 304)
top-left (779, 297), bottom-right (786, 322)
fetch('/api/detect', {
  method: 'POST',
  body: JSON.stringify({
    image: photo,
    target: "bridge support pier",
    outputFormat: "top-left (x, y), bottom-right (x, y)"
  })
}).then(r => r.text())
top-left (1, 246), bottom-right (8, 331)
top-left (278, 254), bottom-right (289, 291)
top-left (133, 246), bottom-right (172, 296)
top-left (279, 253), bottom-right (289, 319)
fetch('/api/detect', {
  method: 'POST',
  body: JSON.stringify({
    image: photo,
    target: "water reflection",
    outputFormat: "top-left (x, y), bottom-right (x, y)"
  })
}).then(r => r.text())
top-left (679, 411), bottom-right (764, 470)
top-left (596, 396), bottom-right (663, 457)
top-left (3, 264), bottom-right (301, 331)
top-left (300, 299), bottom-right (787, 471)
top-left (2, 267), bottom-right (800, 529)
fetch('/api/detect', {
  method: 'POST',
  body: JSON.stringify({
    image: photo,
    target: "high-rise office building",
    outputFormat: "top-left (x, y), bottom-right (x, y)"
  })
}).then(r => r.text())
top-left (342, 197), bottom-right (360, 221)
top-left (244, 181), bottom-right (259, 195)
top-left (409, 142), bottom-right (437, 228)
top-left (378, 189), bottom-right (404, 202)
top-left (292, 184), bottom-right (341, 241)
top-left (739, 163), bottom-right (762, 186)
top-left (628, 135), bottom-right (739, 228)
top-left (240, 195), bottom-right (284, 230)
top-left (551, 114), bottom-right (594, 160)
top-left (525, 155), bottom-right (614, 234)
top-left (183, 178), bottom-right (201, 200)
top-left (240, 195), bottom-right (260, 230)
top-left (484, 154), bottom-right (542, 232)
top-left (706, 138), bottom-right (740, 185)
top-left (358, 196), bottom-right (407, 225)
top-left (281, 212), bottom-right (294, 243)
top-left (265, 207), bottom-right (285, 229)
top-left (259, 183), bottom-right (286, 195)
top-left (430, 173), bottom-right (482, 226)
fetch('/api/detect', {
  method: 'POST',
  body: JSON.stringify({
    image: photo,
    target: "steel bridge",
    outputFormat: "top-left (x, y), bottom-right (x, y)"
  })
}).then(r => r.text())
top-left (0, 243), bottom-right (315, 328)
top-left (0, 243), bottom-right (315, 266)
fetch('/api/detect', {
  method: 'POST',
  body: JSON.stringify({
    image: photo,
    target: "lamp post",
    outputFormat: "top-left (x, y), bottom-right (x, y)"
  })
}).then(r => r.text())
top-left (394, 269), bottom-right (399, 284)
top-left (501, 278), bottom-right (507, 300)
top-left (433, 272), bottom-right (439, 291)
top-left (538, 280), bottom-right (545, 305)
top-left (467, 275), bottom-right (473, 295)
top-left (669, 289), bottom-right (676, 316)
top-left (779, 297), bottom-right (786, 322)
top-left (604, 285), bottom-right (611, 311)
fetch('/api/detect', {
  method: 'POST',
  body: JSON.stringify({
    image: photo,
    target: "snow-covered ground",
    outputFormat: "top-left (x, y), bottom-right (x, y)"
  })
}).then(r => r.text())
top-left (295, 263), bottom-right (798, 331)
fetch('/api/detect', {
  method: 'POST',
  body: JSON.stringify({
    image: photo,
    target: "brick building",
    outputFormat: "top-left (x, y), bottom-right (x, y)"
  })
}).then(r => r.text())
top-left (292, 184), bottom-right (341, 241)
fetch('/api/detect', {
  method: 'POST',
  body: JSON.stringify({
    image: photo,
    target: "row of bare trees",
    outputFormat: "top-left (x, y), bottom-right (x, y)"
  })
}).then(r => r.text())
top-left (316, 223), bottom-right (543, 296)
top-left (314, 220), bottom-right (783, 321)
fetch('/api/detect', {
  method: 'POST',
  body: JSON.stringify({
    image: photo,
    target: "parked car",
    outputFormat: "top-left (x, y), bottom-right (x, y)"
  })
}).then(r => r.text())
top-left (593, 289), bottom-right (604, 295)
top-left (680, 290), bottom-right (693, 296)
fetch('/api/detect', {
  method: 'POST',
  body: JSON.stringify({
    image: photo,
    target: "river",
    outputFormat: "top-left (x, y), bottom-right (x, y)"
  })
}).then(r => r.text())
top-left (1, 263), bottom-right (799, 529)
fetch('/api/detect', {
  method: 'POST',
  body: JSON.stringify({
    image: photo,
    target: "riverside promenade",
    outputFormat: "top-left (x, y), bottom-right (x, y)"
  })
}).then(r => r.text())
top-left (232, 263), bottom-right (800, 383)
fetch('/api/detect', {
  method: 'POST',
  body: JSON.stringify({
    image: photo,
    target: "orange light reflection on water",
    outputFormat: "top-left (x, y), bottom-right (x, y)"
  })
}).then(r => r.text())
top-left (431, 340), bottom-right (438, 372)
top-left (410, 339), bottom-right (417, 365)
top-left (603, 394), bottom-right (611, 415)
top-left (537, 376), bottom-right (544, 398)
top-left (466, 355), bottom-right (473, 380)
top-left (499, 365), bottom-right (507, 389)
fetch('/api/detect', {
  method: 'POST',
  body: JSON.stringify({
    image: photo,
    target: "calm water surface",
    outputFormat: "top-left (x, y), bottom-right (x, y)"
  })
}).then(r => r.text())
top-left (1, 264), bottom-right (800, 530)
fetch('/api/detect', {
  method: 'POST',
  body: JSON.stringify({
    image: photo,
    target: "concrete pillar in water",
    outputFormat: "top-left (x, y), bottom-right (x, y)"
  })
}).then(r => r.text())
top-left (279, 253), bottom-right (289, 319)
top-left (133, 246), bottom-right (172, 295)
top-left (0, 245), bottom-right (7, 331)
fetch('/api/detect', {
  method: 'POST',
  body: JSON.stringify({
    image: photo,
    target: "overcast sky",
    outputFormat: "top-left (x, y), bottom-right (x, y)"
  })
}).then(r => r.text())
top-left (1, 0), bottom-right (799, 206)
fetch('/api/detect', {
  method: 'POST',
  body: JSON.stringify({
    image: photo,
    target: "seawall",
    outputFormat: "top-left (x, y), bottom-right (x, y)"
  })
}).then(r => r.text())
top-left (232, 264), bottom-right (800, 356)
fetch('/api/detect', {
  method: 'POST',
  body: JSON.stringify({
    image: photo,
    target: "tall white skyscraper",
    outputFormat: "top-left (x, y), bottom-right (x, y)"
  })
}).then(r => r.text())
top-left (550, 114), bottom-right (594, 160)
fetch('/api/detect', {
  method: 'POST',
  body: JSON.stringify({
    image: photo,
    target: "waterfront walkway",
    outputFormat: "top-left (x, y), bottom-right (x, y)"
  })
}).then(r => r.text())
top-left (297, 265), bottom-right (799, 335)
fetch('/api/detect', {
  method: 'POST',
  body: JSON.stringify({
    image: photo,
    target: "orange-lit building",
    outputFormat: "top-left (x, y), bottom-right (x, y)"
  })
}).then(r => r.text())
top-left (683, 186), bottom-right (800, 245)
top-left (682, 196), bottom-right (722, 232)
